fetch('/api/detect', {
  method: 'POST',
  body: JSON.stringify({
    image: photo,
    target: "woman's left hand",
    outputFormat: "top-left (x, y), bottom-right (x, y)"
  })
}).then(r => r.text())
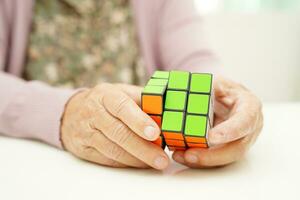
top-left (172, 76), bottom-right (264, 168)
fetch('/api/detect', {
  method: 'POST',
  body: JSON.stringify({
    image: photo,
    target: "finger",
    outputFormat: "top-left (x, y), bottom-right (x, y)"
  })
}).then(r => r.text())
top-left (172, 151), bottom-right (185, 165)
top-left (78, 146), bottom-right (127, 168)
top-left (213, 116), bottom-right (224, 127)
top-left (214, 75), bottom-right (248, 93)
top-left (213, 76), bottom-right (234, 98)
top-left (249, 112), bottom-right (264, 146)
top-left (214, 100), bottom-right (230, 121)
top-left (114, 83), bottom-right (142, 105)
top-left (89, 131), bottom-right (149, 168)
top-left (99, 84), bottom-right (160, 141)
top-left (173, 136), bottom-right (252, 168)
top-left (213, 101), bottom-right (230, 127)
top-left (213, 76), bottom-right (242, 107)
top-left (209, 92), bottom-right (262, 145)
top-left (93, 110), bottom-right (169, 170)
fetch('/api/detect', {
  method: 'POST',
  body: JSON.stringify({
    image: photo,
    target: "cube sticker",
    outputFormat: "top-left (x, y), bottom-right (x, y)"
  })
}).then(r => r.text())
top-left (147, 78), bottom-right (168, 86)
top-left (161, 111), bottom-right (184, 133)
top-left (152, 71), bottom-right (170, 79)
top-left (190, 73), bottom-right (212, 94)
top-left (162, 131), bottom-right (184, 140)
top-left (150, 115), bottom-right (162, 128)
top-left (168, 71), bottom-right (190, 90)
top-left (187, 94), bottom-right (210, 115)
top-left (142, 85), bottom-right (166, 115)
top-left (184, 115), bottom-right (208, 137)
top-left (165, 139), bottom-right (185, 147)
top-left (162, 111), bottom-right (185, 149)
top-left (142, 85), bottom-right (166, 95)
top-left (164, 90), bottom-right (187, 111)
top-left (153, 136), bottom-right (165, 147)
top-left (185, 136), bottom-right (207, 143)
top-left (142, 70), bottom-right (214, 151)
top-left (187, 143), bottom-right (208, 148)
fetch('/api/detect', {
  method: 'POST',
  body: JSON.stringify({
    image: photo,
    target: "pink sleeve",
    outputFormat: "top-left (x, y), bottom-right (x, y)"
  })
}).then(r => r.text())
top-left (0, 72), bottom-right (77, 148)
top-left (132, 0), bottom-right (222, 74)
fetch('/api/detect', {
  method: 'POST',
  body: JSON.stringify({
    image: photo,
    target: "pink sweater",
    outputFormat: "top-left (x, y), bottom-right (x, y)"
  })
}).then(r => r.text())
top-left (0, 0), bottom-right (220, 148)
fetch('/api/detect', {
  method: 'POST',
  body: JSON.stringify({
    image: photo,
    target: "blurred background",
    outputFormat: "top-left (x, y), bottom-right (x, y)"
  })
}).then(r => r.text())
top-left (194, 0), bottom-right (300, 102)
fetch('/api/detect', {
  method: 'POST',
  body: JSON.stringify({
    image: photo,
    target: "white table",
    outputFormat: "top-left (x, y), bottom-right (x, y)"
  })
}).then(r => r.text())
top-left (1, 103), bottom-right (299, 200)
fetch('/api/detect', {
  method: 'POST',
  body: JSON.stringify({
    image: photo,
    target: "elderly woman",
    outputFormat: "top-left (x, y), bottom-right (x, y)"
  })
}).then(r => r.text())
top-left (0, 0), bottom-right (263, 170)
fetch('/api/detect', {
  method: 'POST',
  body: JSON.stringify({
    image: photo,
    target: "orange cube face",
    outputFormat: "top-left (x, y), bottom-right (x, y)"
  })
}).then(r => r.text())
top-left (168, 146), bottom-right (186, 151)
top-left (187, 143), bottom-right (208, 148)
top-left (150, 115), bottom-right (162, 127)
top-left (152, 136), bottom-right (166, 149)
top-left (162, 132), bottom-right (184, 140)
top-left (153, 137), bottom-right (163, 147)
top-left (185, 136), bottom-right (207, 144)
top-left (165, 139), bottom-right (185, 147)
top-left (142, 95), bottom-right (163, 115)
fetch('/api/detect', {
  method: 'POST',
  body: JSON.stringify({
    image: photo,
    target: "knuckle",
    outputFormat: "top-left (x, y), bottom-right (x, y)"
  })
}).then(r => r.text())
top-left (82, 146), bottom-right (95, 157)
top-left (117, 131), bottom-right (132, 146)
top-left (246, 111), bottom-right (257, 125)
top-left (107, 145), bottom-right (125, 160)
top-left (89, 130), bottom-right (102, 146)
top-left (114, 97), bottom-right (131, 116)
top-left (218, 128), bottom-right (231, 142)
top-left (111, 123), bottom-right (132, 145)
top-left (246, 93), bottom-right (262, 112)
top-left (83, 127), bottom-right (97, 145)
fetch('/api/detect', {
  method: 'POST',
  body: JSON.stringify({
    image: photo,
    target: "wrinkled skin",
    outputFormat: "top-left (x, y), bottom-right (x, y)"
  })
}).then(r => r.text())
top-left (173, 76), bottom-right (264, 168)
top-left (61, 76), bottom-right (263, 170)
top-left (61, 83), bottom-right (169, 170)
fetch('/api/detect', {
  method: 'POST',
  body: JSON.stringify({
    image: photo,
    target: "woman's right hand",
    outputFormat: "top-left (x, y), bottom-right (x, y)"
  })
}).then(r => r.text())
top-left (61, 83), bottom-right (169, 170)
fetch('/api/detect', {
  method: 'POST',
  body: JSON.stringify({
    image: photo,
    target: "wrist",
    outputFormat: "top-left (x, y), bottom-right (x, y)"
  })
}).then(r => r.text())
top-left (60, 89), bottom-right (90, 150)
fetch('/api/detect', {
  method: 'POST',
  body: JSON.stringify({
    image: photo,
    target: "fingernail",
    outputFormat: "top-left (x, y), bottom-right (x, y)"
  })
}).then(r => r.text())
top-left (186, 153), bottom-right (198, 163)
top-left (174, 153), bottom-right (185, 163)
top-left (154, 156), bottom-right (168, 169)
top-left (144, 126), bottom-right (158, 140)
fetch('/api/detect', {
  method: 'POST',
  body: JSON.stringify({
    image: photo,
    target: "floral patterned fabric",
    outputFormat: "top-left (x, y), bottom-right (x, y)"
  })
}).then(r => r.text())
top-left (26, 0), bottom-right (145, 88)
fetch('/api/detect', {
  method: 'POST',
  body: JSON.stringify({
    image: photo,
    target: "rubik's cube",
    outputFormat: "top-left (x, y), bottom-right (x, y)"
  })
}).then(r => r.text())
top-left (141, 70), bottom-right (214, 151)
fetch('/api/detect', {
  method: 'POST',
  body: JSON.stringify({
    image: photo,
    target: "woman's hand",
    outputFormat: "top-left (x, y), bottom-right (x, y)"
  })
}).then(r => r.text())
top-left (61, 83), bottom-right (169, 170)
top-left (173, 76), bottom-right (264, 168)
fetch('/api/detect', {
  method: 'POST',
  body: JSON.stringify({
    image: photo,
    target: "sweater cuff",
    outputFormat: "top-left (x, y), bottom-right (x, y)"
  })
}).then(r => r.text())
top-left (2, 81), bottom-right (79, 149)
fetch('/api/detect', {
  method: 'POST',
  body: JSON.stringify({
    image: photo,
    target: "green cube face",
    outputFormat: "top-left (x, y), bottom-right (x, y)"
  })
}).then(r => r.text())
top-left (165, 90), bottom-right (187, 111)
top-left (162, 111), bottom-right (184, 132)
top-left (184, 115), bottom-right (208, 137)
top-left (187, 94), bottom-right (210, 115)
top-left (190, 73), bottom-right (212, 93)
top-left (143, 70), bottom-right (213, 150)
top-left (147, 78), bottom-right (168, 86)
top-left (152, 71), bottom-right (169, 79)
top-left (142, 85), bottom-right (165, 95)
top-left (168, 71), bottom-right (190, 90)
